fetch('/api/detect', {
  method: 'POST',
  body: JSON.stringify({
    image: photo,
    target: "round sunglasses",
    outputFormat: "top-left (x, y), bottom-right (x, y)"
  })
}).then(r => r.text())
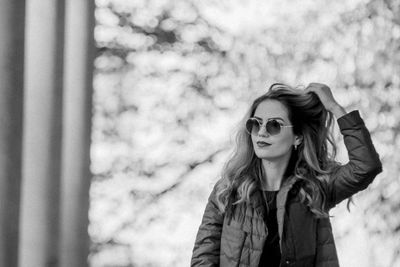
top-left (245, 118), bottom-right (293, 136)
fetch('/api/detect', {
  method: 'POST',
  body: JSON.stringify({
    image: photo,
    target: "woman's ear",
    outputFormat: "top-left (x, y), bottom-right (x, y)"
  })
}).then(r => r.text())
top-left (295, 135), bottom-right (303, 146)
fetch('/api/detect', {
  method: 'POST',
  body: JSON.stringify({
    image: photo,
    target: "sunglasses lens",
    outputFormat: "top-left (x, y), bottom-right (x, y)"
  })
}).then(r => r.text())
top-left (266, 120), bottom-right (281, 135)
top-left (246, 119), bottom-right (259, 135)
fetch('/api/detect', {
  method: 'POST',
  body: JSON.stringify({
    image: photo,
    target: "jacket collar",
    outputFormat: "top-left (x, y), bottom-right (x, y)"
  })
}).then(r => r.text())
top-left (251, 174), bottom-right (299, 220)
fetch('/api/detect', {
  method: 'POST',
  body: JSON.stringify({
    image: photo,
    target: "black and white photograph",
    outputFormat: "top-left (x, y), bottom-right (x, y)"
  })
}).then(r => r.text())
top-left (0, 0), bottom-right (398, 266)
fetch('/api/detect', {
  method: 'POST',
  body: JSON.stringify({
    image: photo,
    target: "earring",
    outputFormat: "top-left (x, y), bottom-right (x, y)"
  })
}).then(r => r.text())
top-left (294, 144), bottom-right (298, 150)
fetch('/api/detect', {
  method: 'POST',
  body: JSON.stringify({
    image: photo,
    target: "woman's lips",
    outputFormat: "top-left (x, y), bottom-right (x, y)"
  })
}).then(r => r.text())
top-left (256, 141), bottom-right (271, 147)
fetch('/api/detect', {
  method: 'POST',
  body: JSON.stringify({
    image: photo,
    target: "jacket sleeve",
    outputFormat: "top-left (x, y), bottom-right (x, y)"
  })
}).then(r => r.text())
top-left (191, 183), bottom-right (224, 267)
top-left (325, 110), bottom-right (383, 209)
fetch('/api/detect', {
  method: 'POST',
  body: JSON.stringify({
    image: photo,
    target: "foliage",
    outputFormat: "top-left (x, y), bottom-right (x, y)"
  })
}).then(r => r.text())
top-left (90, 0), bottom-right (400, 266)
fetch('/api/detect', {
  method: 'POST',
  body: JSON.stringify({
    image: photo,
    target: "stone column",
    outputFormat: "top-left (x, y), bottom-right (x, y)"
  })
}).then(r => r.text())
top-left (0, 1), bottom-right (26, 267)
top-left (3, 0), bottom-right (95, 266)
top-left (59, 0), bottom-right (95, 266)
top-left (19, 0), bottom-right (65, 266)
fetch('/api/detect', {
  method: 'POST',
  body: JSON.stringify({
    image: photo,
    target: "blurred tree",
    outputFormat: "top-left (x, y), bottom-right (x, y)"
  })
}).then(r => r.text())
top-left (90, 0), bottom-right (399, 266)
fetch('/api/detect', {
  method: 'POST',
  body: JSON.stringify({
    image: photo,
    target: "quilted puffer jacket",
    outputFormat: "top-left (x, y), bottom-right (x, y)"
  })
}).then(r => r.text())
top-left (191, 110), bottom-right (383, 267)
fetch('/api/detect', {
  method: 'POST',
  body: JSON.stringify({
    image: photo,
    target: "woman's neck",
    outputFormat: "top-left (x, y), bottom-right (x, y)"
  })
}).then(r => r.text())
top-left (260, 155), bottom-right (291, 191)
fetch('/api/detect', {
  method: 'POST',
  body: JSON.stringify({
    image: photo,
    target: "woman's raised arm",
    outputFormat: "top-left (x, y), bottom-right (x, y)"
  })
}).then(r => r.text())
top-left (325, 110), bottom-right (383, 208)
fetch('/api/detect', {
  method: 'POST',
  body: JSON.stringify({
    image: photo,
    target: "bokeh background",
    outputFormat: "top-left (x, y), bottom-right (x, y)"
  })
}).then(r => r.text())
top-left (90, 0), bottom-right (399, 266)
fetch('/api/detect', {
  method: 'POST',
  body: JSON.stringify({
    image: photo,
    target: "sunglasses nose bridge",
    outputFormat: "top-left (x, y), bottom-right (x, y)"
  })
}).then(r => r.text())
top-left (259, 120), bottom-right (282, 136)
top-left (256, 121), bottom-right (270, 136)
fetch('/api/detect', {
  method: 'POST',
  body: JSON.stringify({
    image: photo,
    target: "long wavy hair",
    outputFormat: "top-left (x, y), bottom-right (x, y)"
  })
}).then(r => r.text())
top-left (215, 83), bottom-right (350, 219)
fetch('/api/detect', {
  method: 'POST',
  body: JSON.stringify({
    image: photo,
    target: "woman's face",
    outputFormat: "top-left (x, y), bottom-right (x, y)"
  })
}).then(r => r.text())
top-left (251, 99), bottom-right (299, 161)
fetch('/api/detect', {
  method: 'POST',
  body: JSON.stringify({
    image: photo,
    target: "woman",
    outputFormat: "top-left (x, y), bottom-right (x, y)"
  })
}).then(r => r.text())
top-left (191, 83), bottom-right (382, 267)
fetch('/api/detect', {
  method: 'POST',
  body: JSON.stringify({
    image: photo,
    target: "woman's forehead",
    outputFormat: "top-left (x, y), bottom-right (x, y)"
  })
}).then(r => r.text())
top-left (254, 100), bottom-right (289, 121)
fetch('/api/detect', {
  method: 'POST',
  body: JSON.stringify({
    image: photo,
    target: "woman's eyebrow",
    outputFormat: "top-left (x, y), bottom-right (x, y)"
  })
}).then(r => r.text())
top-left (254, 116), bottom-right (285, 122)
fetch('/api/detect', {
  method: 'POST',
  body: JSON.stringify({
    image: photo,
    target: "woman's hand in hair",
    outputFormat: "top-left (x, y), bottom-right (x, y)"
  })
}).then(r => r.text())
top-left (304, 83), bottom-right (337, 110)
top-left (304, 83), bottom-right (347, 117)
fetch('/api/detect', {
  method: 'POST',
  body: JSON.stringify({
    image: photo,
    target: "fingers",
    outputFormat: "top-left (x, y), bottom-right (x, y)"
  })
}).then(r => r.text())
top-left (304, 84), bottom-right (314, 93)
top-left (309, 82), bottom-right (321, 86)
top-left (305, 82), bottom-right (327, 93)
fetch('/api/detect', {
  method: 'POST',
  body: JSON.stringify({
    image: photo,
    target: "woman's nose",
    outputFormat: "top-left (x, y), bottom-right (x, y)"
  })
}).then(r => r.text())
top-left (257, 126), bottom-right (269, 137)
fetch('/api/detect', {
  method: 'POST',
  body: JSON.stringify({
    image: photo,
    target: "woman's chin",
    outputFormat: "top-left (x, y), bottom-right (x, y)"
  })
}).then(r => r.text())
top-left (255, 150), bottom-right (290, 160)
top-left (255, 152), bottom-right (276, 159)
